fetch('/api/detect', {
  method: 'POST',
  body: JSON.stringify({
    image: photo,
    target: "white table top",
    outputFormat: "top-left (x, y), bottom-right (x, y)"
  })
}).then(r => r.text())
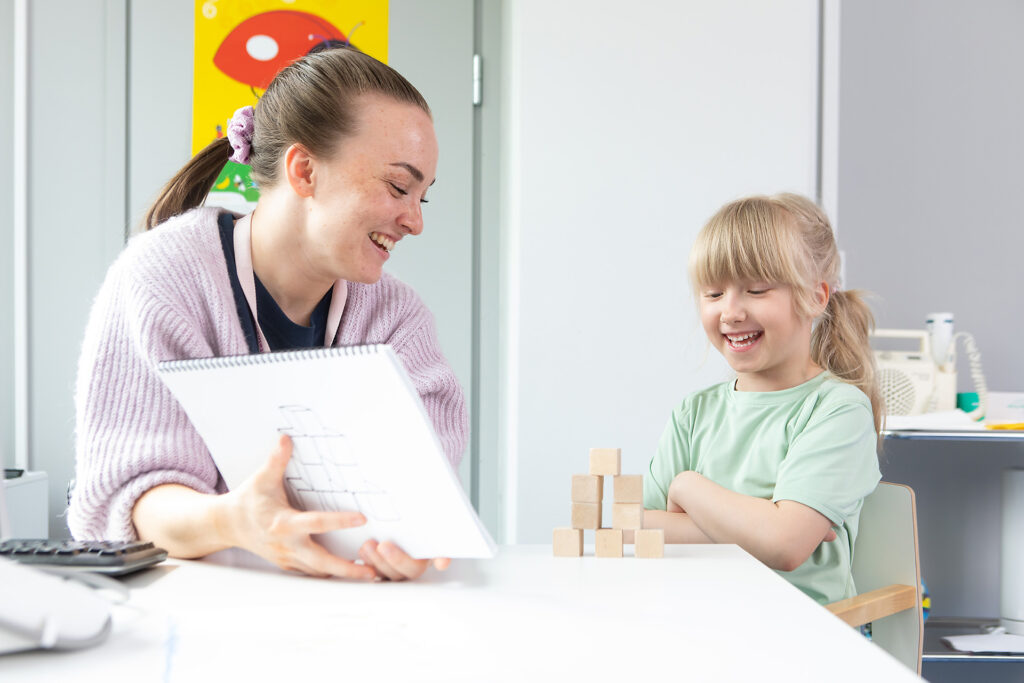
top-left (3, 545), bottom-right (920, 681)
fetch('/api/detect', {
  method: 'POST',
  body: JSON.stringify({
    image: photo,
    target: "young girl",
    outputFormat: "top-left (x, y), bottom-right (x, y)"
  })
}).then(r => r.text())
top-left (643, 193), bottom-right (883, 605)
top-left (69, 48), bottom-right (465, 582)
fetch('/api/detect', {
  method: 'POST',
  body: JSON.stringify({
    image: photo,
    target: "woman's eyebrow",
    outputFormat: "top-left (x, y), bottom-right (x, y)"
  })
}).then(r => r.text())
top-left (389, 162), bottom-right (424, 182)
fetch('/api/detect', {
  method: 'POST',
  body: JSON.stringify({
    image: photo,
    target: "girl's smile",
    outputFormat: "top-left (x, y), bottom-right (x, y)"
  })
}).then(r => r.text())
top-left (700, 281), bottom-right (825, 392)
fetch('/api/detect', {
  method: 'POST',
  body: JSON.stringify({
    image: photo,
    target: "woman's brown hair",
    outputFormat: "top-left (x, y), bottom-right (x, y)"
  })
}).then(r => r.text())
top-left (144, 47), bottom-right (430, 230)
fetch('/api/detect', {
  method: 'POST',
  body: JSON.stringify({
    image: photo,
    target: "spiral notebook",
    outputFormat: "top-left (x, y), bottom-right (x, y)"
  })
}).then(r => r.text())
top-left (157, 345), bottom-right (495, 559)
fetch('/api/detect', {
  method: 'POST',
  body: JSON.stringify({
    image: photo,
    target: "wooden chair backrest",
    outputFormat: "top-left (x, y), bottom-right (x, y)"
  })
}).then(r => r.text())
top-left (852, 481), bottom-right (923, 674)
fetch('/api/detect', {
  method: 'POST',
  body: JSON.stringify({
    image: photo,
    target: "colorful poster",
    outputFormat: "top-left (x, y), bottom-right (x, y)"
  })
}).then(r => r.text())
top-left (193, 0), bottom-right (389, 210)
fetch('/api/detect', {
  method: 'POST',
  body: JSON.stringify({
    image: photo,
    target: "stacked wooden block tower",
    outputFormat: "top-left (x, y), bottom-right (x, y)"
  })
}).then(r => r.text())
top-left (553, 447), bottom-right (664, 558)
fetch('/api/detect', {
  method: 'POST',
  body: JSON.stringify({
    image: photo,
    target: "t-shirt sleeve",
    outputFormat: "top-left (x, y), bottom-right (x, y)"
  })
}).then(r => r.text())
top-left (644, 405), bottom-right (691, 511)
top-left (771, 396), bottom-right (881, 526)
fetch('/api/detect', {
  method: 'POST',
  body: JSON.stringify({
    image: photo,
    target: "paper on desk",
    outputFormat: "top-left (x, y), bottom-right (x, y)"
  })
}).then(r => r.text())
top-left (884, 410), bottom-right (987, 432)
top-left (941, 628), bottom-right (1024, 654)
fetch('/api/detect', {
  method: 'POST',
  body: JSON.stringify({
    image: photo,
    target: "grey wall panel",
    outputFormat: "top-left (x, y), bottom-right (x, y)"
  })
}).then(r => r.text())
top-left (386, 0), bottom-right (476, 494)
top-left (839, 3), bottom-right (1024, 677)
top-left (0, 0), bottom-right (14, 472)
top-left (838, 0), bottom-right (1024, 392)
top-left (28, 0), bottom-right (126, 535)
top-left (127, 2), bottom-right (193, 232)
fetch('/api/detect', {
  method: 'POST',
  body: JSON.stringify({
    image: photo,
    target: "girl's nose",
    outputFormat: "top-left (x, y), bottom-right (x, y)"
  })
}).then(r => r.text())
top-left (720, 296), bottom-right (746, 324)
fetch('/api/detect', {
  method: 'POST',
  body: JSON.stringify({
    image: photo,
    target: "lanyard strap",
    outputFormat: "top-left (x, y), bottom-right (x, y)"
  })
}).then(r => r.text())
top-left (232, 213), bottom-right (347, 353)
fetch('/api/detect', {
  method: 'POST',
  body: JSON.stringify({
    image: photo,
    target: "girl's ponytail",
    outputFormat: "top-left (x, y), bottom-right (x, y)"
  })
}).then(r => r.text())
top-left (811, 288), bottom-right (884, 433)
top-left (143, 136), bottom-right (233, 230)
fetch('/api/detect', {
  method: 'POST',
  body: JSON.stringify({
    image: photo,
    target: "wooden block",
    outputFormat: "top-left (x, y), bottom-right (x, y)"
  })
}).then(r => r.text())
top-left (571, 502), bottom-right (602, 530)
top-left (613, 475), bottom-right (643, 503)
top-left (612, 502), bottom-right (643, 530)
top-left (552, 527), bottom-right (583, 557)
top-left (635, 528), bottom-right (665, 558)
top-left (589, 448), bottom-right (621, 476)
top-left (571, 474), bottom-right (604, 503)
top-left (595, 528), bottom-right (623, 557)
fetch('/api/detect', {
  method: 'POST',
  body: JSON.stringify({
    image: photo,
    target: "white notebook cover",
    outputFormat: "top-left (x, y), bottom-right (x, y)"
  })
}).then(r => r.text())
top-left (157, 345), bottom-right (495, 559)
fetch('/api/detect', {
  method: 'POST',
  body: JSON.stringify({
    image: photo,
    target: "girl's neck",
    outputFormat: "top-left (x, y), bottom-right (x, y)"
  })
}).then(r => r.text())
top-left (734, 362), bottom-right (825, 393)
top-left (248, 197), bottom-right (334, 327)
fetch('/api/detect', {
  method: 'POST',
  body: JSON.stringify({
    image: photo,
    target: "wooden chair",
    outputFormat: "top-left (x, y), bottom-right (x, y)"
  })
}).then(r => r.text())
top-left (825, 482), bottom-right (923, 675)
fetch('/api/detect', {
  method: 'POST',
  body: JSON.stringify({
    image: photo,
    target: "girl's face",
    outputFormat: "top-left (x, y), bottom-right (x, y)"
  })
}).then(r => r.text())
top-left (699, 280), bottom-right (824, 392)
top-left (302, 95), bottom-right (438, 285)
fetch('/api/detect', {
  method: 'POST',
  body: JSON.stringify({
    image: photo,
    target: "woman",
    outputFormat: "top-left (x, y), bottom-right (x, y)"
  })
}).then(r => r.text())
top-left (69, 47), bottom-right (466, 581)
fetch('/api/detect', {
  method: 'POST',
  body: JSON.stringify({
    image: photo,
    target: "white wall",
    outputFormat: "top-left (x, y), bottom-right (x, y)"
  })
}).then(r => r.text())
top-left (499, 0), bottom-right (823, 542)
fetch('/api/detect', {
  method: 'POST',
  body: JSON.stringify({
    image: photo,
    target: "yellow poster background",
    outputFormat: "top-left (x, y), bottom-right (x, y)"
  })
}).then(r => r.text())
top-left (193, 0), bottom-right (388, 204)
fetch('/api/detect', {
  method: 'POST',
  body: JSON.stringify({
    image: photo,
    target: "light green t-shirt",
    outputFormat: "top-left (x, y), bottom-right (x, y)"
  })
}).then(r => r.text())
top-left (644, 372), bottom-right (881, 604)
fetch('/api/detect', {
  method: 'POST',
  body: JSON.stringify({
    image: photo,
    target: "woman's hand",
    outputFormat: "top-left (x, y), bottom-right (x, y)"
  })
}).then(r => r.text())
top-left (223, 434), bottom-right (377, 580)
top-left (358, 540), bottom-right (450, 581)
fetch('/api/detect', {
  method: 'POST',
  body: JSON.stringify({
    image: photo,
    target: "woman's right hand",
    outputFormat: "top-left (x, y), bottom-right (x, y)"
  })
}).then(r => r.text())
top-left (223, 434), bottom-right (377, 580)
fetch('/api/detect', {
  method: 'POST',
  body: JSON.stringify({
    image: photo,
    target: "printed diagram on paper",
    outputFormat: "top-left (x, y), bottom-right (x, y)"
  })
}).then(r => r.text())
top-left (278, 405), bottom-right (400, 521)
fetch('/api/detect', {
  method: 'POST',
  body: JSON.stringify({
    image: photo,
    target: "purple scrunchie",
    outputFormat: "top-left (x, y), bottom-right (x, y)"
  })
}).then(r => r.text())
top-left (226, 105), bottom-right (255, 165)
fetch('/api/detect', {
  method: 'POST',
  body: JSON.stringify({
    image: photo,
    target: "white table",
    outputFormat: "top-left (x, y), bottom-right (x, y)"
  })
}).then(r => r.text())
top-left (3, 545), bottom-right (920, 681)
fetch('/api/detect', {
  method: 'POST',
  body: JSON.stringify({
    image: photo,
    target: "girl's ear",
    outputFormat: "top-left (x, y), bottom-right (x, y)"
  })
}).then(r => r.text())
top-left (812, 281), bottom-right (830, 316)
top-left (283, 144), bottom-right (316, 198)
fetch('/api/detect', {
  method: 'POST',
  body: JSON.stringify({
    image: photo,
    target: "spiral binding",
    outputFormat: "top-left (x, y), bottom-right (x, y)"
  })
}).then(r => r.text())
top-left (158, 344), bottom-right (385, 373)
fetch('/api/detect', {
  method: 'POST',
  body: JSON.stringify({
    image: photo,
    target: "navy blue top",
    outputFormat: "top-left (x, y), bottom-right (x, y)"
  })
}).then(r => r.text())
top-left (217, 212), bottom-right (332, 353)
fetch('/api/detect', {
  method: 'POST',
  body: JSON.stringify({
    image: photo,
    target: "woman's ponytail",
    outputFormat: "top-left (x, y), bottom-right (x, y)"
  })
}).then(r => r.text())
top-left (143, 136), bottom-right (233, 230)
top-left (811, 288), bottom-right (884, 433)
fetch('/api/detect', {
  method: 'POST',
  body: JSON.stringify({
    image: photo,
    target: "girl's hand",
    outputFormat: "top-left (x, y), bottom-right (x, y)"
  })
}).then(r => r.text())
top-left (358, 540), bottom-right (451, 581)
top-left (223, 434), bottom-right (377, 580)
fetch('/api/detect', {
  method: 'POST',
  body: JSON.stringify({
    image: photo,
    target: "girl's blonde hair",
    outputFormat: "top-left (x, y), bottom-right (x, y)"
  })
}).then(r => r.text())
top-left (689, 193), bottom-right (883, 433)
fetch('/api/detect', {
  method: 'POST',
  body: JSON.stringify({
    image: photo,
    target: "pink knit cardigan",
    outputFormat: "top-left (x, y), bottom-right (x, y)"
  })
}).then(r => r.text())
top-left (69, 208), bottom-right (467, 541)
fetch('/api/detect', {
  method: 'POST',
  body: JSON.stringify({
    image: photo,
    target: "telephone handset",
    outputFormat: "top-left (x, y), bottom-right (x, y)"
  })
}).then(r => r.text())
top-left (871, 312), bottom-right (987, 419)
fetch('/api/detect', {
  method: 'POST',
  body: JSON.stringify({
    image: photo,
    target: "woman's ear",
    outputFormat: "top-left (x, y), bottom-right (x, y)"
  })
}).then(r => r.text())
top-left (283, 144), bottom-right (316, 198)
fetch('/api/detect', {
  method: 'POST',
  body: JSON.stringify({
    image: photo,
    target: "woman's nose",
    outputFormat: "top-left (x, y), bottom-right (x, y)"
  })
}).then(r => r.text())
top-left (400, 202), bottom-right (424, 236)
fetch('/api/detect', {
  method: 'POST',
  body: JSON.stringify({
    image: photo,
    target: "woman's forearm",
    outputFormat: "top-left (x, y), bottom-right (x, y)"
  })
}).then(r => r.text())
top-left (132, 484), bottom-right (235, 559)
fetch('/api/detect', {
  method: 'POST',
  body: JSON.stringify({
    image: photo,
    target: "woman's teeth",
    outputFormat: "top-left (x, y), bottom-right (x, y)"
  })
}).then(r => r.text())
top-left (370, 232), bottom-right (394, 252)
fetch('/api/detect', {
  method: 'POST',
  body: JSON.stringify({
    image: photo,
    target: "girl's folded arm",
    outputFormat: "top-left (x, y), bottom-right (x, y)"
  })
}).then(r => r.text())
top-left (669, 471), bottom-right (834, 571)
top-left (639, 510), bottom-right (714, 544)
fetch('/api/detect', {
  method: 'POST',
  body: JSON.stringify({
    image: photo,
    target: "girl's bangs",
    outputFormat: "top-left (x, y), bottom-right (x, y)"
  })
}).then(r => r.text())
top-left (689, 199), bottom-right (798, 291)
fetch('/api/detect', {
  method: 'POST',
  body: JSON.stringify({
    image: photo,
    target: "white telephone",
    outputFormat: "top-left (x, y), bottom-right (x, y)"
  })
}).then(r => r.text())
top-left (871, 312), bottom-right (987, 419)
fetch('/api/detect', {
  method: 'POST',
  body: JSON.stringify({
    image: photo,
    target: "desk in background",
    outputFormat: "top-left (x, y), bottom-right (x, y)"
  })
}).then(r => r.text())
top-left (882, 426), bottom-right (1024, 675)
top-left (3, 545), bottom-right (918, 681)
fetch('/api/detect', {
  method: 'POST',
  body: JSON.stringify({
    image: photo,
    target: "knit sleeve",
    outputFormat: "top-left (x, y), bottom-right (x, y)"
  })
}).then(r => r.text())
top-left (68, 249), bottom-right (226, 541)
top-left (389, 300), bottom-right (468, 469)
top-left (342, 277), bottom-right (468, 468)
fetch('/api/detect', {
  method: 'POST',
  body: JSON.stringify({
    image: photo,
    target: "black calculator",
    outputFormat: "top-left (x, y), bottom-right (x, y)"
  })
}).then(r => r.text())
top-left (0, 539), bottom-right (168, 575)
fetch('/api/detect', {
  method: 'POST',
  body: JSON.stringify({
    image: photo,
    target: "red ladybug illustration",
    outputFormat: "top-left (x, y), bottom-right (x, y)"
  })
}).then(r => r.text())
top-left (214, 10), bottom-right (349, 90)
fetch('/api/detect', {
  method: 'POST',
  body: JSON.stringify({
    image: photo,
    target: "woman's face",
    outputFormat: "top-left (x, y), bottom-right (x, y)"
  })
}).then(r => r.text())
top-left (302, 94), bottom-right (438, 284)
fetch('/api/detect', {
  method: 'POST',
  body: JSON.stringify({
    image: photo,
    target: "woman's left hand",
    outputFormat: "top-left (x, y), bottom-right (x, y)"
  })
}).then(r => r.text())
top-left (358, 540), bottom-right (450, 581)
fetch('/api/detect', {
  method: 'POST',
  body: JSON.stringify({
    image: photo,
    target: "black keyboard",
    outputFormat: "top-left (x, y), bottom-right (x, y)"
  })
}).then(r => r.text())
top-left (0, 539), bottom-right (168, 575)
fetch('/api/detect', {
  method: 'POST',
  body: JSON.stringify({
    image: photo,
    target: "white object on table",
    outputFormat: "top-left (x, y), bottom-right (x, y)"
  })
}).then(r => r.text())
top-left (2, 545), bottom-right (921, 682)
top-left (2, 471), bottom-right (48, 538)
